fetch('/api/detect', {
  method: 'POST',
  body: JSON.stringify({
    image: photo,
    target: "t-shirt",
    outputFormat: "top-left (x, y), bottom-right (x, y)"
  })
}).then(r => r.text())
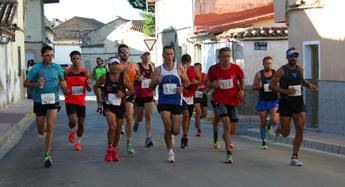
top-left (27, 62), bottom-right (64, 104)
top-left (183, 66), bottom-right (199, 97)
top-left (207, 63), bottom-right (244, 106)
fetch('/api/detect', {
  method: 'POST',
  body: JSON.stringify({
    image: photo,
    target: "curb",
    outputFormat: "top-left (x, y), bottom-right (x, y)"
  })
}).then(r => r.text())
top-left (242, 128), bottom-right (345, 156)
top-left (0, 112), bottom-right (35, 160)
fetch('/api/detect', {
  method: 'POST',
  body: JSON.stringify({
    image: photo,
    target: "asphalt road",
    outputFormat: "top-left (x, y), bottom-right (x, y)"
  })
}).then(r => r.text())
top-left (0, 101), bottom-right (345, 187)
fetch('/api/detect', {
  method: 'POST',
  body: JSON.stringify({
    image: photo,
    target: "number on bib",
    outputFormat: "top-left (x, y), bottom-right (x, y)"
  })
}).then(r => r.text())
top-left (41, 93), bottom-right (55, 105)
top-left (141, 79), bottom-right (151, 89)
top-left (288, 85), bottom-right (302, 96)
top-left (107, 93), bottom-right (121, 106)
top-left (183, 96), bottom-right (194, 105)
top-left (263, 83), bottom-right (272, 92)
top-left (195, 91), bottom-right (203, 98)
top-left (219, 79), bottom-right (233, 89)
top-left (163, 83), bottom-right (177, 95)
top-left (72, 86), bottom-right (84, 96)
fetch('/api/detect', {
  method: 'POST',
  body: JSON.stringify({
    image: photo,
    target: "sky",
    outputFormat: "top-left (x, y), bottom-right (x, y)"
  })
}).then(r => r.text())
top-left (44, 0), bottom-right (143, 24)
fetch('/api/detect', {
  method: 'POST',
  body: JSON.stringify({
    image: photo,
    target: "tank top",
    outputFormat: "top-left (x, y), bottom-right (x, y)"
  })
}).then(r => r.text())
top-left (95, 66), bottom-right (107, 80)
top-left (65, 67), bottom-right (87, 106)
top-left (134, 63), bottom-right (154, 98)
top-left (103, 72), bottom-right (126, 106)
top-left (158, 62), bottom-right (182, 106)
top-left (279, 65), bottom-right (303, 102)
top-left (259, 69), bottom-right (278, 101)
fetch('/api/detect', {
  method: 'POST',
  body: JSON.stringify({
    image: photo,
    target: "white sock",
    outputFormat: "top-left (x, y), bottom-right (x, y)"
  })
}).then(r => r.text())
top-left (76, 136), bottom-right (82, 143)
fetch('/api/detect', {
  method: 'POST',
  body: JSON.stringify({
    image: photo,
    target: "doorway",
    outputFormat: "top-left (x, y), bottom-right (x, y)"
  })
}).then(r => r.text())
top-left (303, 41), bottom-right (320, 128)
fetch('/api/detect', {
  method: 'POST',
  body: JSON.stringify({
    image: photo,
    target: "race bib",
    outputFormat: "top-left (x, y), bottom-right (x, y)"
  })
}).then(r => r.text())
top-left (195, 91), bottom-right (204, 98)
top-left (107, 93), bottom-right (121, 106)
top-left (141, 79), bottom-right (151, 89)
top-left (263, 83), bottom-right (272, 92)
top-left (288, 85), bottom-right (302, 96)
top-left (219, 79), bottom-right (233, 89)
top-left (71, 86), bottom-right (83, 96)
top-left (163, 83), bottom-right (177, 95)
top-left (41, 93), bottom-right (55, 105)
top-left (183, 96), bottom-right (194, 105)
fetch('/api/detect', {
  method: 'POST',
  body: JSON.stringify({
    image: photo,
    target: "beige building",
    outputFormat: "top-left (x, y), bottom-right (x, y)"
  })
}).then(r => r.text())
top-left (275, 0), bottom-right (345, 134)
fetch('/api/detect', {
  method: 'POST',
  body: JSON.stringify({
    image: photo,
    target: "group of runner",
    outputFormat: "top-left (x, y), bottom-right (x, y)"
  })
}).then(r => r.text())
top-left (24, 44), bottom-right (317, 168)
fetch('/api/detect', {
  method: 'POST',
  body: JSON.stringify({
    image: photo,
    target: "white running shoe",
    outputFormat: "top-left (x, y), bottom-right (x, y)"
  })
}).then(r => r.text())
top-left (168, 151), bottom-right (175, 163)
top-left (226, 154), bottom-right (233, 164)
top-left (290, 158), bottom-right (303, 166)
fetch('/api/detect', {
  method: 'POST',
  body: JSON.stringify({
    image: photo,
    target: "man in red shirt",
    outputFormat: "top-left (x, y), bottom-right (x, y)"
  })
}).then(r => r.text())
top-left (207, 47), bottom-right (244, 163)
top-left (180, 54), bottom-right (200, 149)
top-left (64, 51), bottom-right (92, 151)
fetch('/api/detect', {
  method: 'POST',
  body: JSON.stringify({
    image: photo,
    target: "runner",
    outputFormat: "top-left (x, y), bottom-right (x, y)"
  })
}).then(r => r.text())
top-left (193, 63), bottom-right (208, 137)
top-left (117, 44), bottom-right (139, 154)
top-left (252, 56), bottom-right (279, 149)
top-left (180, 54), bottom-right (200, 148)
top-left (133, 52), bottom-right (155, 147)
top-left (269, 48), bottom-right (317, 166)
top-left (149, 45), bottom-right (189, 163)
top-left (94, 57), bottom-right (134, 162)
top-left (207, 47), bottom-right (245, 163)
top-left (23, 45), bottom-right (68, 168)
top-left (64, 51), bottom-right (92, 151)
top-left (93, 57), bottom-right (107, 114)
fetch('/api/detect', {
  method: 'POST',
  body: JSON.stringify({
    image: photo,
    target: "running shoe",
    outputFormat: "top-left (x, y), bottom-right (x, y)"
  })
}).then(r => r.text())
top-left (266, 124), bottom-right (273, 135)
top-left (145, 138), bottom-right (154, 147)
top-left (112, 148), bottom-right (119, 161)
top-left (133, 123), bottom-right (139, 133)
top-left (168, 151), bottom-right (175, 163)
top-left (44, 154), bottom-right (53, 168)
top-left (75, 142), bottom-right (81, 151)
top-left (275, 126), bottom-right (280, 136)
top-left (261, 141), bottom-right (268, 150)
top-left (213, 140), bottom-right (221, 149)
top-left (127, 143), bottom-right (135, 154)
top-left (104, 148), bottom-right (113, 162)
top-left (196, 131), bottom-right (202, 137)
top-left (181, 137), bottom-right (189, 149)
top-left (68, 132), bottom-right (75, 143)
top-left (225, 153), bottom-right (233, 164)
top-left (290, 158), bottom-right (303, 166)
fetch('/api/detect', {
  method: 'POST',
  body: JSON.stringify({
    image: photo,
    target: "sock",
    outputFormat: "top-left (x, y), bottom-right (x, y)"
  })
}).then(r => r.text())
top-left (226, 150), bottom-right (232, 155)
top-left (71, 127), bottom-right (76, 133)
top-left (127, 137), bottom-right (132, 144)
top-left (108, 144), bottom-right (113, 149)
top-left (213, 128), bottom-right (218, 142)
top-left (292, 153), bottom-right (298, 159)
top-left (260, 127), bottom-right (267, 142)
top-left (168, 148), bottom-right (173, 153)
top-left (76, 136), bottom-right (82, 143)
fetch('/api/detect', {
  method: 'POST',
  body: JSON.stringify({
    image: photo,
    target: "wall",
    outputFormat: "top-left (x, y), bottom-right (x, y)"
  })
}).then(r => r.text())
top-left (155, 0), bottom-right (194, 66)
top-left (24, 0), bottom-right (44, 42)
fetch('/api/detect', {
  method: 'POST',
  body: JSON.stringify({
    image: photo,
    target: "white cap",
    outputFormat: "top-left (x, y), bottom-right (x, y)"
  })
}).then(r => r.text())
top-left (108, 57), bottom-right (120, 65)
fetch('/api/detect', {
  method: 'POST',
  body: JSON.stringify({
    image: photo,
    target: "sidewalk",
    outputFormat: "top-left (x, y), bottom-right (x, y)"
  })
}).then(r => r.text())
top-left (203, 114), bottom-right (345, 156)
top-left (0, 99), bottom-right (35, 159)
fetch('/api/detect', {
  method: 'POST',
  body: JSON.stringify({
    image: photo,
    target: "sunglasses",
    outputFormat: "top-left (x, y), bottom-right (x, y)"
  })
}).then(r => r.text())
top-left (119, 50), bottom-right (129, 54)
top-left (43, 53), bottom-right (54, 57)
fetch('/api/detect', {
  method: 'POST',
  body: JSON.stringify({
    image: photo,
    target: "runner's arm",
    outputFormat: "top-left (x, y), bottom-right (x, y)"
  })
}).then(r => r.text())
top-left (85, 71), bottom-right (92, 92)
top-left (252, 72), bottom-right (262, 91)
top-left (94, 74), bottom-right (106, 104)
top-left (149, 67), bottom-right (161, 91)
top-left (178, 64), bottom-right (190, 88)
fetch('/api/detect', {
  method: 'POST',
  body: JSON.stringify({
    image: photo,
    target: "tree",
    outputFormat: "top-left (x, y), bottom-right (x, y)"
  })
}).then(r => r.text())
top-left (141, 12), bottom-right (155, 37)
top-left (128, 0), bottom-right (155, 12)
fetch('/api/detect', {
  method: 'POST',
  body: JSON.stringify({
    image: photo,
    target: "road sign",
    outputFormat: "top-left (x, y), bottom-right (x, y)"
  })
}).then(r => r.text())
top-left (144, 39), bottom-right (157, 51)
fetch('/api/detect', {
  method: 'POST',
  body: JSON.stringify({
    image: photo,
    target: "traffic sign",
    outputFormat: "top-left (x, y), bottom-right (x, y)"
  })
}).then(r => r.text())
top-left (144, 38), bottom-right (157, 51)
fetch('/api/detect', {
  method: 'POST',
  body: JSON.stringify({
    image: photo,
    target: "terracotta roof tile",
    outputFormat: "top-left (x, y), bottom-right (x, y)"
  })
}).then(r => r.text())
top-left (195, 2), bottom-right (274, 33)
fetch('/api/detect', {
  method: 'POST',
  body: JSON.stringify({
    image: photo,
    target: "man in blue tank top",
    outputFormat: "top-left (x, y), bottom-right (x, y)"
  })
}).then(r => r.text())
top-left (252, 56), bottom-right (279, 149)
top-left (270, 48), bottom-right (318, 166)
top-left (149, 45), bottom-right (189, 163)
